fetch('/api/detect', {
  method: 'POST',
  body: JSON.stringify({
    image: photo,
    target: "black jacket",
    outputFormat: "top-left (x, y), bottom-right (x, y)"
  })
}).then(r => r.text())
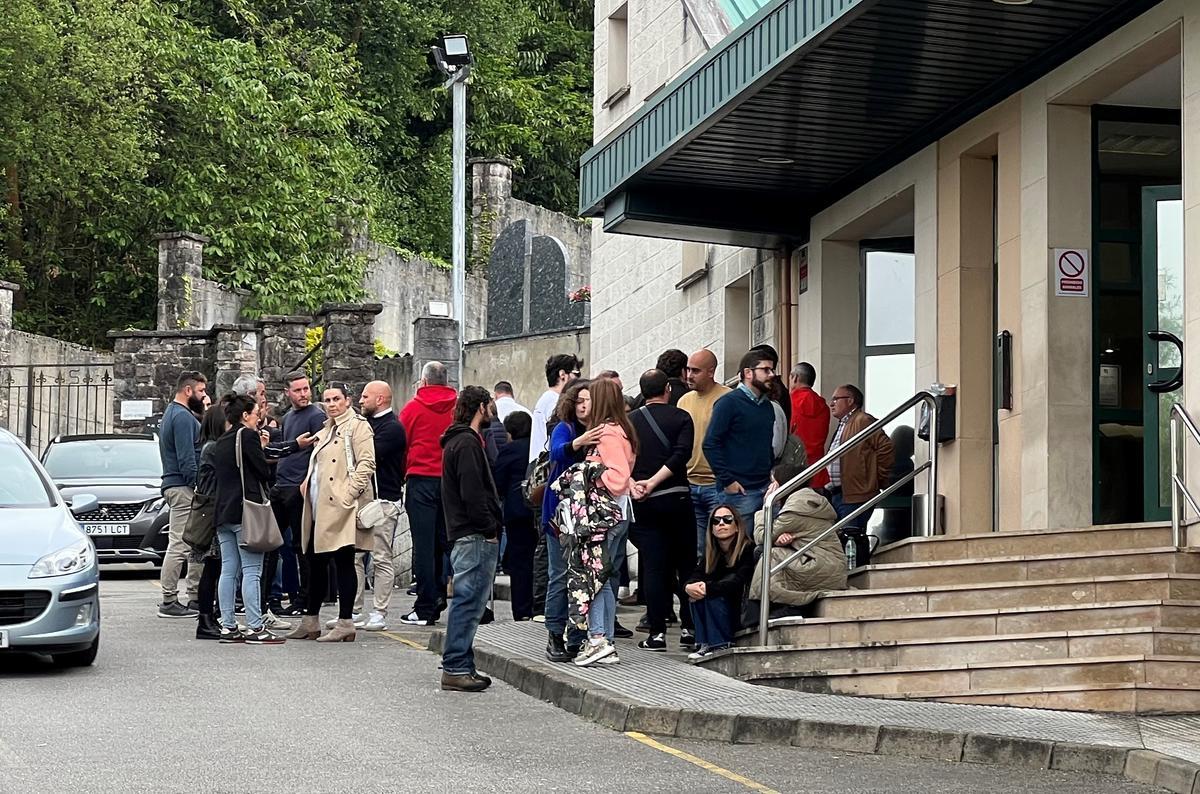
top-left (440, 423), bottom-right (503, 542)
top-left (212, 427), bottom-right (270, 527)
top-left (367, 410), bottom-right (407, 501)
top-left (492, 436), bottom-right (533, 523)
top-left (688, 543), bottom-right (756, 619)
top-left (629, 403), bottom-right (694, 492)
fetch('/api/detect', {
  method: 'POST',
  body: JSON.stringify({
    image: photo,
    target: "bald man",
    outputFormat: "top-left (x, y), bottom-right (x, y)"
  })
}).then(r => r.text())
top-left (352, 380), bottom-right (408, 630)
top-left (678, 349), bottom-right (732, 557)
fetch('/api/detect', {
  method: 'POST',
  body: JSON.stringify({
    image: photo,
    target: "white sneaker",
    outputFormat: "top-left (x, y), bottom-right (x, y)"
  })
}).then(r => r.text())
top-left (400, 611), bottom-right (435, 626)
top-left (327, 613), bottom-right (362, 628)
top-left (264, 611), bottom-right (292, 630)
top-left (531, 615), bottom-right (546, 624)
top-left (573, 640), bottom-right (616, 667)
top-left (362, 611), bottom-right (387, 631)
top-left (687, 645), bottom-right (713, 661)
top-left (596, 650), bottom-right (621, 665)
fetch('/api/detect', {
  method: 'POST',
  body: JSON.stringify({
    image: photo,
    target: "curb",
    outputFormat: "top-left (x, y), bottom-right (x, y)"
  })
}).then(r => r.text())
top-left (426, 630), bottom-right (1200, 793)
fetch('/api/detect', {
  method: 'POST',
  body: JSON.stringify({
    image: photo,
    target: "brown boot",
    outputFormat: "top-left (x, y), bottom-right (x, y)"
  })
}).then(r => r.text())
top-left (316, 618), bottom-right (356, 643)
top-left (285, 615), bottom-right (320, 640)
top-left (441, 672), bottom-right (488, 692)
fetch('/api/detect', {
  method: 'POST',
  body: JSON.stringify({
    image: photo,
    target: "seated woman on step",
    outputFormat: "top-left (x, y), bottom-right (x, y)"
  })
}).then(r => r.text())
top-left (751, 462), bottom-right (848, 620)
top-left (685, 505), bottom-right (755, 661)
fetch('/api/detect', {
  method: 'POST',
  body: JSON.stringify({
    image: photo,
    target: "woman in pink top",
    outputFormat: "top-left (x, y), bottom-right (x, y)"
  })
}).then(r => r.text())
top-left (573, 377), bottom-right (638, 667)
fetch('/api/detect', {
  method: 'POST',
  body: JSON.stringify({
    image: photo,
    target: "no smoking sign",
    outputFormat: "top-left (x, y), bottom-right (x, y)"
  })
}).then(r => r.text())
top-left (1053, 248), bottom-right (1089, 298)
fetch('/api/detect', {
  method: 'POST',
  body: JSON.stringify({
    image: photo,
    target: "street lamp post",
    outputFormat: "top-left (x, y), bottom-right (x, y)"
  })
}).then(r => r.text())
top-left (431, 34), bottom-right (473, 385)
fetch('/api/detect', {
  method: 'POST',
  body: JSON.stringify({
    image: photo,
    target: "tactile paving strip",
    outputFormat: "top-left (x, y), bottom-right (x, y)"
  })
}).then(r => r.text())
top-left (476, 621), bottom-right (1192, 753)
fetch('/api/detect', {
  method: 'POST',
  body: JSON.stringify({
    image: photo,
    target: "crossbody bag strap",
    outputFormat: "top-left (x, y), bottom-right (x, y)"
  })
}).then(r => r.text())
top-left (635, 406), bottom-right (670, 450)
top-left (235, 427), bottom-right (246, 502)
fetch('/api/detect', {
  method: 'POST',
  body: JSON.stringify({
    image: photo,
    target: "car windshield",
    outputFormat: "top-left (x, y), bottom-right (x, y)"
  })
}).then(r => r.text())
top-left (43, 439), bottom-right (163, 479)
top-left (0, 443), bottom-right (55, 507)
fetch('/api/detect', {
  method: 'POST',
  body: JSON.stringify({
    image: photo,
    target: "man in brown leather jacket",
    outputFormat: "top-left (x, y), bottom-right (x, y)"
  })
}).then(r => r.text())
top-left (826, 384), bottom-right (894, 562)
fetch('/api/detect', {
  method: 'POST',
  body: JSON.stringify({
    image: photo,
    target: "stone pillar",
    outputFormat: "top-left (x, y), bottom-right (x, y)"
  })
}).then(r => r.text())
top-left (318, 303), bottom-right (383, 395)
top-left (155, 231), bottom-right (209, 331)
top-left (413, 317), bottom-right (461, 389)
top-left (212, 325), bottom-right (260, 398)
top-left (0, 281), bottom-right (18, 429)
top-left (258, 315), bottom-right (312, 401)
top-left (470, 157), bottom-right (513, 271)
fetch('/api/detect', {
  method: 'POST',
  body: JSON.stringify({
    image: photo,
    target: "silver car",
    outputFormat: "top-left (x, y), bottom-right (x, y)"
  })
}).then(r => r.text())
top-left (0, 429), bottom-right (102, 667)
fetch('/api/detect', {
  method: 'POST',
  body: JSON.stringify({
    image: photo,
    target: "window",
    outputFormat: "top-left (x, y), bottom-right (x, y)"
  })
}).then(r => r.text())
top-left (606, 4), bottom-right (630, 104)
top-left (860, 242), bottom-right (916, 433)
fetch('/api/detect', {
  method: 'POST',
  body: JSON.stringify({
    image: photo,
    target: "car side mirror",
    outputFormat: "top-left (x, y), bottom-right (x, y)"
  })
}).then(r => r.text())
top-left (69, 494), bottom-right (100, 515)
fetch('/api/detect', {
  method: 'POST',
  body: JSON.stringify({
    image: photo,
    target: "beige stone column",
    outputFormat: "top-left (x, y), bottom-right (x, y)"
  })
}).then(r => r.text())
top-left (995, 124), bottom-right (1025, 532)
top-left (815, 240), bottom-right (861, 395)
top-left (1181, 11), bottom-right (1200, 519)
top-left (1019, 100), bottom-right (1093, 530)
top-left (936, 155), bottom-right (996, 535)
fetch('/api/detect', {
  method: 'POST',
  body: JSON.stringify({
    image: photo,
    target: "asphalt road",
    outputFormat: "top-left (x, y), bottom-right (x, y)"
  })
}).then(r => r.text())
top-left (0, 567), bottom-right (1167, 794)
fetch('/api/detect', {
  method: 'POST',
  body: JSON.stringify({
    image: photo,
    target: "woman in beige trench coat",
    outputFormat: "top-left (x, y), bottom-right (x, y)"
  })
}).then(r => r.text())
top-left (287, 383), bottom-right (376, 643)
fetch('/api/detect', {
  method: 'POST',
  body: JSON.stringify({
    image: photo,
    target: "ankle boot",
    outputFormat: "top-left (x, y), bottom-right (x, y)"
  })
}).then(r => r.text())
top-left (195, 613), bottom-right (222, 641)
top-left (285, 615), bottom-right (321, 640)
top-left (316, 618), bottom-right (356, 643)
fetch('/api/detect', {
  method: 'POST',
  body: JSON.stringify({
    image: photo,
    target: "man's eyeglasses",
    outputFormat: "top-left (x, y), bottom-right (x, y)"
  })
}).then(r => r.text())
top-left (570, 370), bottom-right (581, 377)
top-left (831, 396), bottom-right (853, 403)
top-left (712, 515), bottom-right (736, 526)
top-left (752, 366), bottom-right (776, 375)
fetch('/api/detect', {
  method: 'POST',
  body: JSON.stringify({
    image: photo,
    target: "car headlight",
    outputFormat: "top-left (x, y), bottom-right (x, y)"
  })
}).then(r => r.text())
top-left (29, 539), bottom-right (95, 579)
top-left (145, 497), bottom-right (165, 514)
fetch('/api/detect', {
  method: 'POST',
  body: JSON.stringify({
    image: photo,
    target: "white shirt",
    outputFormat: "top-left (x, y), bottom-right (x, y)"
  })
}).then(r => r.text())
top-left (828, 410), bottom-right (856, 487)
top-left (529, 389), bottom-right (560, 462)
top-left (495, 395), bottom-right (530, 422)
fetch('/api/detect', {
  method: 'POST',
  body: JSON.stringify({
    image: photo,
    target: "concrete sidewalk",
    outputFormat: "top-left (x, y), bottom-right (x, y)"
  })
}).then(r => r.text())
top-left (426, 618), bottom-right (1200, 794)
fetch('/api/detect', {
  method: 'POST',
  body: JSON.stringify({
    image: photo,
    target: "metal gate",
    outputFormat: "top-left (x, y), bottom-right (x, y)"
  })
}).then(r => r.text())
top-left (0, 363), bottom-right (114, 454)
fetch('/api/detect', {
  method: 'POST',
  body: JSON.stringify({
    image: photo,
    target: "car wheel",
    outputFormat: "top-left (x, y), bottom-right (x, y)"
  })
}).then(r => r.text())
top-left (53, 635), bottom-right (99, 668)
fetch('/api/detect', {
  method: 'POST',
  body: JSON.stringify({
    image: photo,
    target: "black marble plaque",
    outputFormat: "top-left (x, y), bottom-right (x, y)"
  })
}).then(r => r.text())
top-left (530, 234), bottom-right (584, 331)
top-left (486, 220), bottom-right (528, 337)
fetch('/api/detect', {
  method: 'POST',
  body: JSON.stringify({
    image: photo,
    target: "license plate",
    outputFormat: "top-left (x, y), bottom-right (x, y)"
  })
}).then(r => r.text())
top-left (0, 630), bottom-right (7, 649)
top-left (82, 523), bottom-right (130, 536)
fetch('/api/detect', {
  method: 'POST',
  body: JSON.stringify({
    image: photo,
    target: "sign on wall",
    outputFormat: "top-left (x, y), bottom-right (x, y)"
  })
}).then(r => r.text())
top-left (1053, 248), bottom-right (1089, 297)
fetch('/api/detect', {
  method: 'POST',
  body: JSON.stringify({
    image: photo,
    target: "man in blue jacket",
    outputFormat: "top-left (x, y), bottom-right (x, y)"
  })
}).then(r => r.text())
top-left (157, 370), bottom-right (208, 618)
top-left (702, 350), bottom-right (776, 531)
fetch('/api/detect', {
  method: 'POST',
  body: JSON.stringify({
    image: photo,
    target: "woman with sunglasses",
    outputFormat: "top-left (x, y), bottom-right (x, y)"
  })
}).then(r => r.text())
top-left (685, 505), bottom-right (754, 660)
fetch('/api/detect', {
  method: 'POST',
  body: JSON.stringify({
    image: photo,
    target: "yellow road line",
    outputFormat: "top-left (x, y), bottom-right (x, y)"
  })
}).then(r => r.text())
top-left (380, 631), bottom-right (427, 650)
top-left (624, 732), bottom-right (781, 794)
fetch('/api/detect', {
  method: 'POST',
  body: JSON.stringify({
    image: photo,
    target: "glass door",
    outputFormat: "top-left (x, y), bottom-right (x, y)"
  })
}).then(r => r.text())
top-left (1141, 185), bottom-right (1183, 521)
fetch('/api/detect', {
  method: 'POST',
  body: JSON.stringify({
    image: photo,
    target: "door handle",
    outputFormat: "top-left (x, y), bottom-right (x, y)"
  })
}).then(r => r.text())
top-left (1147, 330), bottom-right (1183, 393)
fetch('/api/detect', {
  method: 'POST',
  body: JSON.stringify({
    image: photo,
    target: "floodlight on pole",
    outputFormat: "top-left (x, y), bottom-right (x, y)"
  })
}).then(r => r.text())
top-left (430, 34), bottom-right (472, 386)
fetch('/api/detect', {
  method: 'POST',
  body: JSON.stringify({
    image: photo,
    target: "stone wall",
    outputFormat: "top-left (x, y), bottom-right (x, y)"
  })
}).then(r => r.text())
top-left (193, 277), bottom-right (249, 328)
top-left (108, 329), bottom-right (216, 432)
top-left (359, 240), bottom-right (486, 353)
top-left (462, 327), bottom-right (589, 410)
top-left (375, 354), bottom-right (415, 405)
top-left (258, 316), bottom-right (312, 401)
top-left (412, 316), bottom-right (461, 391)
top-left (318, 303), bottom-right (382, 391)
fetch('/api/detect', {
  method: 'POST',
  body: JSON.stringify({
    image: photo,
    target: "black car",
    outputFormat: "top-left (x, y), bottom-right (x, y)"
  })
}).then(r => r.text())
top-left (41, 434), bottom-right (170, 565)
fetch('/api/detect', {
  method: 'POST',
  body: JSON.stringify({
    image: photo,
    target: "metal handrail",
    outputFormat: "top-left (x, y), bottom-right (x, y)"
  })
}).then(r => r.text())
top-left (757, 390), bottom-right (941, 645)
top-left (1169, 403), bottom-right (1200, 548)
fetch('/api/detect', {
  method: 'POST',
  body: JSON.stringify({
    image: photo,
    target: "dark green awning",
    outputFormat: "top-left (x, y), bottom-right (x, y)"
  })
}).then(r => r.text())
top-left (580, 0), bottom-right (1162, 247)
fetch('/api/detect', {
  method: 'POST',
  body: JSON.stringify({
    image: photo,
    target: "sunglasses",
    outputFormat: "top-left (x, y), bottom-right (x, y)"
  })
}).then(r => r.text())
top-left (712, 515), bottom-right (736, 526)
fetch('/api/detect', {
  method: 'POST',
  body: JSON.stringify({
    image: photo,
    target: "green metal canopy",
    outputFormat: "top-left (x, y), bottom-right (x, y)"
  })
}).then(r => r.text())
top-left (580, 0), bottom-right (1163, 247)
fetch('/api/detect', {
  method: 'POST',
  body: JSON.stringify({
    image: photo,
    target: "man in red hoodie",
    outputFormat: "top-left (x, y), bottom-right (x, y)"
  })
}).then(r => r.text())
top-left (788, 362), bottom-right (831, 490)
top-left (399, 361), bottom-right (458, 625)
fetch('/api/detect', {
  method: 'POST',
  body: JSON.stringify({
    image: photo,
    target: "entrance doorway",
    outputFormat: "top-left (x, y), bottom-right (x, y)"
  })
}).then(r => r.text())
top-left (1093, 108), bottom-right (1182, 524)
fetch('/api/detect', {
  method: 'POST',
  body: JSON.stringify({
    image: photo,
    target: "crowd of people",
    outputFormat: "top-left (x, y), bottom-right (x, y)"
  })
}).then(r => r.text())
top-left (154, 344), bottom-right (904, 692)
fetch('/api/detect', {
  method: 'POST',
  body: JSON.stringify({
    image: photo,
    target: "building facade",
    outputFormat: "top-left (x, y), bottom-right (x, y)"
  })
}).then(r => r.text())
top-left (586, 0), bottom-right (1197, 538)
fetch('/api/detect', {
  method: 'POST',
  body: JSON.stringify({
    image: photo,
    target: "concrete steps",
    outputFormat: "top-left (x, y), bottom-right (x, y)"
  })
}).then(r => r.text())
top-left (733, 654), bottom-right (1200, 714)
top-left (759, 600), bottom-right (1200, 646)
top-left (710, 627), bottom-right (1200, 679)
top-left (850, 547), bottom-right (1200, 590)
top-left (811, 573), bottom-right (1200, 619)
top-left (871, 523), bottom-right (1174, 565)
top-left (715, 522), bottom-right (1200, 713)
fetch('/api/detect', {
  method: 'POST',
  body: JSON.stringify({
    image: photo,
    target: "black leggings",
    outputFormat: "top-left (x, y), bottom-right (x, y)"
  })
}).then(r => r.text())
top-left (304, 543), bottom-right (357, 620)
top-left (197, 555), bottom-right (222, 616)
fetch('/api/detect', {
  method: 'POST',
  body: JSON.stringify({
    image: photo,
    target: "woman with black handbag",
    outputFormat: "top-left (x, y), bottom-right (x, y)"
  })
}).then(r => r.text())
top-left (211, 394), bottom-right (285, 644)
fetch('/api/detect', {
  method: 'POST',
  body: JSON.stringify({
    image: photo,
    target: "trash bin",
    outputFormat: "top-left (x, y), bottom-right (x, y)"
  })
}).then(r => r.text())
top-left (910, 493), bottom-right (945, 537)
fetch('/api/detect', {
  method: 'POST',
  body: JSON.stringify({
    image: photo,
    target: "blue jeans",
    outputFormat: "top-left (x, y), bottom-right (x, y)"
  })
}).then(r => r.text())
top-left (690, 484), bottom-right (723, 556)
top-left (606, 519), bottom-right (630, 606)
top-left (588, 580), bottom-right (615, 639)
top-left (690, 595), bottom-right (734, 648)
top-left (720, 486), bottom-right (767, 537)
top-left (217, 523), bottom-right (265, 630)
top-left (544, 531), bottom-right (586, 646)
top-left (442, 535), bottom-right (500, 676)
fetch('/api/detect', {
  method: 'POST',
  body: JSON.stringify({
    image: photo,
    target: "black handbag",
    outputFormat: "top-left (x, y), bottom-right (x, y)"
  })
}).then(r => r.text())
top-left (182, 442), bottom-right (218, 550)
